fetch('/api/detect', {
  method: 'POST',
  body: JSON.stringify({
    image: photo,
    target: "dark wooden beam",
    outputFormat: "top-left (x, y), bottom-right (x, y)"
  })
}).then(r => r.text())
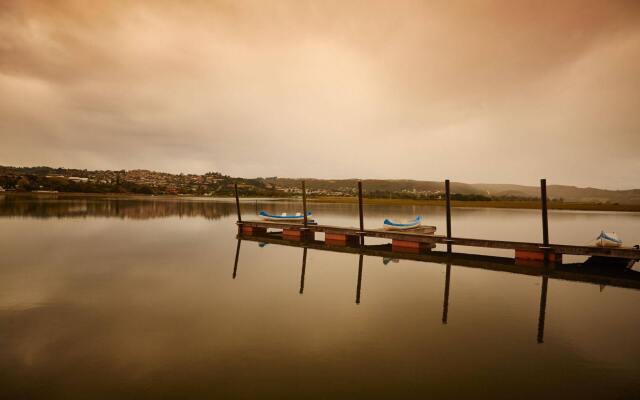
top-left (302, 180), bottom-right (308, 228)
top-left (358, 181), bottom-right (364, 246)
top-left (234, 182), bottom-right (242, 223)
top-left (445, 179), bottom-right (452, 252)
top-left (541, 179), bottom-right (549, 246)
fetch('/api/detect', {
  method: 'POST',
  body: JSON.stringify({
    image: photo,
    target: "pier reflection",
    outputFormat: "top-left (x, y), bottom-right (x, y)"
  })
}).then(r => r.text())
top-left (300, 248), bottom-right (307, 294)
top-left (233, 234), bottom-right (640, 343)
top-left (442, 263), bottom-right (451, 325)
top-left (233, 239), bottom-right (241, 279)
top-left (537, 276), bottom-right (549, 343)
top-left (356, 255), bottom-right (363, 304)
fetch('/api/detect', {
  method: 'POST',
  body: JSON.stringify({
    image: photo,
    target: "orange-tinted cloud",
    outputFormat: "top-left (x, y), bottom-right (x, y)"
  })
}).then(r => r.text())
top-left (1, 0), bottom-right (639, 187)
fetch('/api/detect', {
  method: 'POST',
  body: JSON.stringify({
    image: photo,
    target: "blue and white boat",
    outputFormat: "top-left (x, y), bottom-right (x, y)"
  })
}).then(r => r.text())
top-left (593, 231), bottom-right (623, 248)
top-left (259, 211), bottom-right (312, 222)
top-left (383, 215), bottom-right (423, 231)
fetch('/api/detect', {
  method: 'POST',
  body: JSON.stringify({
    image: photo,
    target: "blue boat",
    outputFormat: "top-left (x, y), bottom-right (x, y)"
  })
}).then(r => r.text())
top-left (259, 211), bottom-right (312, 222)
top-left (383, 215), bottom-right (423, 231)
top-left (593, 231), bottom-right (623, 248)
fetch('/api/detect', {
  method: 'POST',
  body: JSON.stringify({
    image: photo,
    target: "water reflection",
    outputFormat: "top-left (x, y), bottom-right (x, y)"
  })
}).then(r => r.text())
top-left (2, 196), bottom-right (640, 399)
top-left (538, 276), bottom-right (549, 344)
top-left (300, 248), bottom-right (308, 294)
top-left (0, 194), bottom-right (235, 220)
top-left (233, 236), bottom-right (640, 344)
top-left (442, 263), bottom-right (451, 324)
top-left (232, 239), bottom-right (241, 279)
top-left (356, 254), bottom-right (364, 304)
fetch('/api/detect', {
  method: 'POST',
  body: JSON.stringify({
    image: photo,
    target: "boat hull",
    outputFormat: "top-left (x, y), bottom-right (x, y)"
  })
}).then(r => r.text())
top-left (593, 231), bottom-right (622, 248)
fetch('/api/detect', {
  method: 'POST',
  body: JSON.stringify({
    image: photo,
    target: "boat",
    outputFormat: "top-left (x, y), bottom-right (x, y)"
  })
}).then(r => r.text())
top-left (259, 211), bottom-right (312, 222)
top-left (383, 215), bottom-right (423, 231)
top-left (593, 231), bottom-right (623, 248)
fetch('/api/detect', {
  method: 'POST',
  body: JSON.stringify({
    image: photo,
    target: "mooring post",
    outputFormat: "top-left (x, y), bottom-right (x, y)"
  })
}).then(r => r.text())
top-left (540, 178), bottom-right (550, 265)
top-left (442, 263), bottom-right (451, 324)
top-left (445, 179), bottom-right (452, 252)
top-left (358, 181), bottom-right (364, 246)
top-left (541, 179), bottom-right (549, 246)
top-left (356, 254), bottom-right (363, 304)
top-left (537, 276), bottom-right (549, 343)
top-left (234, 182), bottom-right (242, 223)
top-left (299, 247), bottom-right (307, 294)
top-left (302, 180), bottom-right (308, 228)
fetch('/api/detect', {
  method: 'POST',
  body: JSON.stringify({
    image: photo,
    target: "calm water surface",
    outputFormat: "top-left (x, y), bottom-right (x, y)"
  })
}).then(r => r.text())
top-left (1, 195), bottom-right (639, 399)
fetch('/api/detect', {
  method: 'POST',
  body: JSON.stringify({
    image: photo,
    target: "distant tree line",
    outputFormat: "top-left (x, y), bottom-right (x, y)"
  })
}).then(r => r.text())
top-left (0, 174), bottom-right (155, 194)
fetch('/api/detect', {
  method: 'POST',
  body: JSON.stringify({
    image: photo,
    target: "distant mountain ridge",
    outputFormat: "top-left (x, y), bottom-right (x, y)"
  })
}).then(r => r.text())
top-left (263, 178), bottom-right (640, 205)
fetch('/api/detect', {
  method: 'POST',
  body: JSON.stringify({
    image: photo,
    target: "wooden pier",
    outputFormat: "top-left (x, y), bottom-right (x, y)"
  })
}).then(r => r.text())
top-left (232, 179), bottom-right (640, 344)
top-left (233, 180), bottom-right (640, 265)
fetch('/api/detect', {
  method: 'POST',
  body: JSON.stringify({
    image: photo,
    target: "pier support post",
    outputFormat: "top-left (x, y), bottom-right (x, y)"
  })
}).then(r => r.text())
top-left (283, 229), bottom-right (314, 240)
top-left (540, 178), bottom-right (551, 266)
top-left (234, 182), bottom-right (242, 232)
top-left (325, 233), bottom-right (360, 246)
top-left (541, 179), bottom-right (549, 248)
top-left (358, 181), bottom-right (365, 246)
top-left (445, 179), bottom-right (452, 253)
top-left (302, 180), bottom-right (308, 228)
top-left (391, 239), bottom-right (435, 253)
top-left (241, 226), bottom-right (267, 236)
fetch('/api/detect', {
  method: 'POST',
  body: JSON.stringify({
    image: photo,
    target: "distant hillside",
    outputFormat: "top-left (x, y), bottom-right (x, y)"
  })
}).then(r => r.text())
top-left (264, 178), bottom-right (640, 205)
top-left (2, 165), bottom-right (639, 204)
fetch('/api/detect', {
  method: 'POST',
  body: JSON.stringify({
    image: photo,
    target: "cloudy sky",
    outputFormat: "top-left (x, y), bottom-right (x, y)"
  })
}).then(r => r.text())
top-left (1, 0), bottom-right (639, 188)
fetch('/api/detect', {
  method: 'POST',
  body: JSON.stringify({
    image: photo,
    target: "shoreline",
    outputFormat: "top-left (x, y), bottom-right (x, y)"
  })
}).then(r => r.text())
top-left (307, 196), bottom-right (640, 212)
top-left (3, 192), bottom-right (640, 212)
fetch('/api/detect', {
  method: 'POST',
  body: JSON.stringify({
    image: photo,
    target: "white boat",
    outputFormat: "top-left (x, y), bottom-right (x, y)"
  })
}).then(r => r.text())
top-left (383, 215), bottom-right (423, 231)
top-left (259, 211), bottom-right (312, 222)
top-left (593, 231), bottom-right (623, 248)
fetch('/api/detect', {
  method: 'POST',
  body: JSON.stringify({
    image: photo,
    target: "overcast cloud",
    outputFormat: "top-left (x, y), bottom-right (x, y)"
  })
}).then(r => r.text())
top-left (1, 0), bottom-right (639, 188)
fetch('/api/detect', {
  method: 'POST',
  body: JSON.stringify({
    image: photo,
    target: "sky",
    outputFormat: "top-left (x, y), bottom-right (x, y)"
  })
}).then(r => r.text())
top-left (1, 0), bottom-right (639, 189)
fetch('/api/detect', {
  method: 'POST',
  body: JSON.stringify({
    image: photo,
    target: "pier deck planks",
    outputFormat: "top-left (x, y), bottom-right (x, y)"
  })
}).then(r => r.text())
top-left (239, 220), bottom-right (640, 260)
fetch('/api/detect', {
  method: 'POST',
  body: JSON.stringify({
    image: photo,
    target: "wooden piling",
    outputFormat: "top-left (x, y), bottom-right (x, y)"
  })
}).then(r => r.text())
top-left (358, 181), bottom-right (364, 246)
top-left (541, 179), bottom-right (549, 247)
top-left (541, 178), bottom-right (550, 266)
top-left (302, 180), bottom-right (308, 228)
top-left (445, 179), bottom-right (452, 252)
top-left (234, 182), bottom-right (242, 223)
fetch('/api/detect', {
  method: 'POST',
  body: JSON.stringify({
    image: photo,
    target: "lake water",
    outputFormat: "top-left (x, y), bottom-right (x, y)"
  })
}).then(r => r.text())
top-left (1, 194), bottom-right (639, 399)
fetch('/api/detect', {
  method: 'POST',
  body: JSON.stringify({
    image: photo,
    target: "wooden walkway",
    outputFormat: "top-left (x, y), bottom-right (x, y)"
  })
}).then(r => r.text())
top-left (238, 220), bottom-right (640, 260)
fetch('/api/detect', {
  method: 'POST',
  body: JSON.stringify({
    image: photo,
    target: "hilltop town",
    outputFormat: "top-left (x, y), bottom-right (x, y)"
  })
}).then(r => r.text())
top-left (2, 165), bottom-right (640, 206)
